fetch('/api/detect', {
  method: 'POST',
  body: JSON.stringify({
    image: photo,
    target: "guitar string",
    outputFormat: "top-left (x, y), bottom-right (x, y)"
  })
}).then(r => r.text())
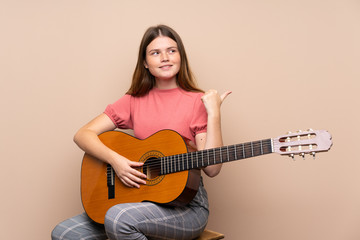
top-left (138, 141), bottom-right (276, 172)
top-left (137, 140), bottom-right (312, 173)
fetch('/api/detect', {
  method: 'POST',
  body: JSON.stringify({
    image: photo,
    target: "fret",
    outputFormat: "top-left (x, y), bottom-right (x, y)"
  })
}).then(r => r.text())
top-left (170, 157), bottom-right (175, 172)
top-left (198, 151), bottom-right (201, 168)
top-left (242, 144), bottom-right (245, 159)
top-left (177, 155), bottom-right (179, 172)
top-left (167, 156), bottom-right (170, 174)
top-left (179, 155), bottom-right (183, 171)
top-left (186, 153), bottom-right (189, 170)
top-left (264, 138), bottom-right (273, 154)
top-left (215, 148), bottom-right (221, 164)
top-left (173, 156), bottom-right (175, 172)
top-left (177, 154), bottom-right (181, 172)
top-left (221, 147), bottom-right (226, 163)
top-left (174, 155), bottom-right (177, 172)
top-left (207, 149), bottom-right (210, 166)
top-left (170, 156), bottom-right (173, 172)
top-left (180, 154), bottom-right (183, 171)
top-left (219, 148), bottom-right (223, 164)
top-left (227, 146), bottom-right (230, 161)
top-left (220, 148), bottom-right (223, 163)
top-left (201, 151), bottom-right (204, 167)
top-left (231, 145), bottom-right (237, 161)
top-left (171, 156), bottom-right (176, 173)
top-left (176, 155), bottom-right (179, 172)
top-left (197, 151), bottom-right (199, 167)
top-left (254, 140), bottom-right (263, 156)
top-left (202, 150), bottom-right (209, 167)
top-left (245, 142), bottom-right (252, 158)
top-left (195, 152), bottom-right (198, 168)
top-left (234, 144), bottom-right (238, 160)
top-left (234, 144), bottom-right (242, 159)
top-left (182, 154), bottom-right (185, 171)
top-left (195, 152), bottom-right (197, 167)
top-left (167, 156), bottom-right (169, 174)
top-left (228, 145), bottom-right (233, 161)
top-left (251, 142), bottom-right (254, 157)
top-left (213, 148), bottom-right (216, 164)
top-left (191, 152), bottom-right (194, 169)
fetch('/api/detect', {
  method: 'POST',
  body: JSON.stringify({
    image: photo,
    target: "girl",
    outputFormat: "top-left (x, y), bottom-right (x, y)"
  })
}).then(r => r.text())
top-left (52, 24), bottom-right (230, 240)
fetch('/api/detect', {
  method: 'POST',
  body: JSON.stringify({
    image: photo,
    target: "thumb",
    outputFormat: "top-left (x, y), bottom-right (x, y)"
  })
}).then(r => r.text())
top-left (220, 91), bottom-right (232, 103)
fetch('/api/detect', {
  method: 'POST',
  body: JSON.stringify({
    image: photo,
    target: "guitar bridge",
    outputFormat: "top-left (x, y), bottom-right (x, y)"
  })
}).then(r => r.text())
top-left (107, 164), bottom-right (115, 199)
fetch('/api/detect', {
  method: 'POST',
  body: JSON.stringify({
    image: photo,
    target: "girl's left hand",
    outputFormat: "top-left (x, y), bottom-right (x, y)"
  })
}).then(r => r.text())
top-left (201, 89), bottom-right (232, 116)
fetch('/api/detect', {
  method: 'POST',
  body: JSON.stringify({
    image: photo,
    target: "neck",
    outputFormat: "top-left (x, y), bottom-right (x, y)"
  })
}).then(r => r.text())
top-left (160, 138), bottom-right (274, 175)
top-left (155, 78), bottom-right (178, 90)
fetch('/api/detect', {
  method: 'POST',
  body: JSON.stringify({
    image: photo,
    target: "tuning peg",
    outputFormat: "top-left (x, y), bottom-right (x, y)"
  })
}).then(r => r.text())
top-left (307, 130), bottom-right (314, 139)
top-left (290, 153), bottom-right (295, 161)
top-left (311, 152), bottom-right (316, 160)
top-left (300, 152), bottom-right (305, 160)
top-left (307, 128), bottom-right (313, 132)
top-left (297, 131), bottom-right (302, 141)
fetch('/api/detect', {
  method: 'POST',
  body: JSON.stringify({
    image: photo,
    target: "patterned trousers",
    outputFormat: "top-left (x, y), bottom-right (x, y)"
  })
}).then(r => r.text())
top-left (51, 180), bottom-right (209, 240)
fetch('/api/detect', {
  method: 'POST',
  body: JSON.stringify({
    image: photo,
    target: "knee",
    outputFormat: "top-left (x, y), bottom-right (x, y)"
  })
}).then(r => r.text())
top-left (51, 224), bottom-right (62, 240)
top-left (104, 205), bottom-right (127, 230)
top-left (104, 204), bottom-right (139, 238)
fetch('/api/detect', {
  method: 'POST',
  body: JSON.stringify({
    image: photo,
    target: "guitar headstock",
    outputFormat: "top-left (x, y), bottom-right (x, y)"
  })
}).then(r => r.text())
top-left (273, 129), bottom-right (333, 159)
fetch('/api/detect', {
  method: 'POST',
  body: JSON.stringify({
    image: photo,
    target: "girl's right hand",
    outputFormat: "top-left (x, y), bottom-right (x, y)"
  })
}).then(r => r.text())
top-left (74, 114), bottom-right (148, 188)
top-left (110, 156), bottom-right (147, 188)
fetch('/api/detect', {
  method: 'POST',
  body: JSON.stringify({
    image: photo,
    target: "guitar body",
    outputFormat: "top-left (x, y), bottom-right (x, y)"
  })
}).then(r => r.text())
top-left (81, 130), bottom-right (201, 224)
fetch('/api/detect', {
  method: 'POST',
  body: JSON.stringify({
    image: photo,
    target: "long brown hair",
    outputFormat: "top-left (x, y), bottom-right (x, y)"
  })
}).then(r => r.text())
top-left (126, 25), bottom-right (203, 96)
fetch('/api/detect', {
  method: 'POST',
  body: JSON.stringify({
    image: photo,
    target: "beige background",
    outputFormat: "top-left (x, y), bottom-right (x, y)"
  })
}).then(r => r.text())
top-left (1, 0), bottom-right (359, 239)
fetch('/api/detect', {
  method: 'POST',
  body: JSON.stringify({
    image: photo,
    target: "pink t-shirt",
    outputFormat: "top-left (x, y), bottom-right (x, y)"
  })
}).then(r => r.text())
top-left (104, 87), bottom-right (207, 144)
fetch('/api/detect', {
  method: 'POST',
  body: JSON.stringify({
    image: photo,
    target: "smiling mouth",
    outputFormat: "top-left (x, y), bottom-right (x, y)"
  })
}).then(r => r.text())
top-left (159, 65), bottom-right (172, 69)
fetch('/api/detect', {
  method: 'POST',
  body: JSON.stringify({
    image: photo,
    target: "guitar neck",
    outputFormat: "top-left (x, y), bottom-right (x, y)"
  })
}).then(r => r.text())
top-left (160, 138), bottom-right (273, 175)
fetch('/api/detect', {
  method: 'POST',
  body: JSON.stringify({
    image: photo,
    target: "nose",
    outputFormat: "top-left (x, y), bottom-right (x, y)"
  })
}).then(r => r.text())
top-left (160, 52), bottom-right (169, 62)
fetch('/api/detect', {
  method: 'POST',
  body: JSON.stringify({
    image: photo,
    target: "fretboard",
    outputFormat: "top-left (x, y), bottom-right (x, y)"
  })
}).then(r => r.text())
top-left (160, 138), bottom-right (273, 175)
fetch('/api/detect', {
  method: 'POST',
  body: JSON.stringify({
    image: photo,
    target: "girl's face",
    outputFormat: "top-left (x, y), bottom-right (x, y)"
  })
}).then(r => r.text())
top-left (144, 36), bottom-right (181, 87)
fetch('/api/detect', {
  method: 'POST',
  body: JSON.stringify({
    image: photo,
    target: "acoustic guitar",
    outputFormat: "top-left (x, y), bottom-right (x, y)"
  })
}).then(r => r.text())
top-left (81, 129), bottom-right (332, 224)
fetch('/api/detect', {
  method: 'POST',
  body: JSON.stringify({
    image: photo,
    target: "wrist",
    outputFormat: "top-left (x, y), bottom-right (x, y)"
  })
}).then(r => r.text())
top-left (107, 151), bottom-right (124, 166)
top-left (207, 111), bottom-right (221, 121)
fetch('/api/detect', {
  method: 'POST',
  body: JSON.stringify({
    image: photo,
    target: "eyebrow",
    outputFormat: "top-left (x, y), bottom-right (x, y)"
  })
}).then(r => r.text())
top-left (148, 46), bottom-right (178, 53)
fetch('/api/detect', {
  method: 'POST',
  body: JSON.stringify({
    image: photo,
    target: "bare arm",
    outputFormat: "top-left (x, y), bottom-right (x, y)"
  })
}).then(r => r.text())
top-left (196, 89), bottom-right (231, 177)
top-left (74, 113), bottom-right (147, 188)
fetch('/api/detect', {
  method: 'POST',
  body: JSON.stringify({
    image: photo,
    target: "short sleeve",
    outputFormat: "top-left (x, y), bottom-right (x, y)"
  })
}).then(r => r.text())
top-left (190, 94), bottom-right (207, 137)
top-left (104, 94), bottom-right (133, 129)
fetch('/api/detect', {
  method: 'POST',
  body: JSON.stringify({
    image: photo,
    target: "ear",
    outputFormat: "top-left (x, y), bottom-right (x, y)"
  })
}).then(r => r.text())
top-left (143, 60), bottom-right (148, 69)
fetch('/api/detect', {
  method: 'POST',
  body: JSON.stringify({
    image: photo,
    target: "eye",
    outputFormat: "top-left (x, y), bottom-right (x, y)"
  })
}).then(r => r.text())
top-left (150, 51), bottom-right (159, 56)
top-left (168, 49), bottom-right (177, 54)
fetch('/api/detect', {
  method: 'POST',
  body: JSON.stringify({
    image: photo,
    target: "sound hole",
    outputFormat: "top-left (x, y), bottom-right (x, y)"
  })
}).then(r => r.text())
top-left (143, 157), bottom-right (160, 180)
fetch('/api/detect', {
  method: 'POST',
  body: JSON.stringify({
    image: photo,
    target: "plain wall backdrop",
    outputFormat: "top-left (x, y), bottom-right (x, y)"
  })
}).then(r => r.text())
top-left (1, 0), bottom-right (359, 239)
